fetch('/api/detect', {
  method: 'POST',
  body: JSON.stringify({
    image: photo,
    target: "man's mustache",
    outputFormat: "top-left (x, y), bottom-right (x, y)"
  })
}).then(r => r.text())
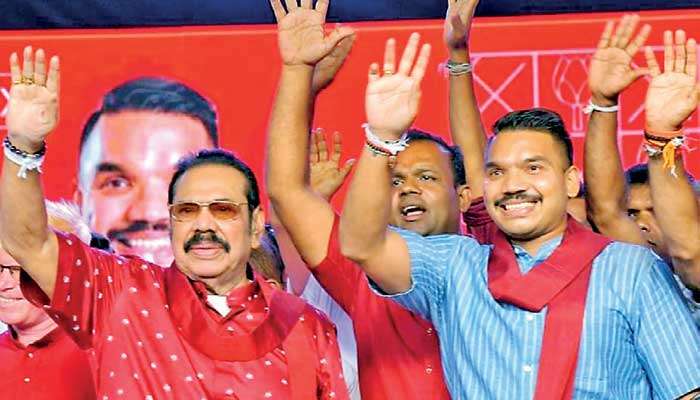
top-left (184, 230), bottom-right (231, 253)
top-left (107, 220), bottom-right (169, 247)
top-left (494, 192), bottom-right (541, 207)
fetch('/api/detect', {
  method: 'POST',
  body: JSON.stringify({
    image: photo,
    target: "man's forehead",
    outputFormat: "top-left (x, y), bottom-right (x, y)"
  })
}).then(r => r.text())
top-left (487, 131), bottom-right (562, 164)
top-left (396, 141), bottom-right (451, 170)
top-left (173, 164), bottom-right (248, 201)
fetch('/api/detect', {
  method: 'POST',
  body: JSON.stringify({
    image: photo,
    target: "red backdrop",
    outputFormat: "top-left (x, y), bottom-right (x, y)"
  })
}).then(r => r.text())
top-left (0, 9), bottom-right (699, 208)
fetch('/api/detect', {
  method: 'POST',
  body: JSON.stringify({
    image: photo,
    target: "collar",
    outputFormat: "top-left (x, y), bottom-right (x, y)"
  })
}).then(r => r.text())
top-left (512, 236), bottom-right (563, 273)
top-left (5, 326), bottom-right (64, 350)
top-left (164, 266), bottom-right (307, 362)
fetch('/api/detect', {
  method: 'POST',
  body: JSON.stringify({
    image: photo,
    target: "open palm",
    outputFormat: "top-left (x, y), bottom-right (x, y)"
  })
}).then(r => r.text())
top-left (588, 15), bottom-right (650, 100)
top-left (6, 47), bottom-right (59, 146)
top-left (365, 33), bottom-right (431, 139)
top-left (644, 30), bottom-right (700, 132)
top-left (271, 0), bottom-right (353, 67)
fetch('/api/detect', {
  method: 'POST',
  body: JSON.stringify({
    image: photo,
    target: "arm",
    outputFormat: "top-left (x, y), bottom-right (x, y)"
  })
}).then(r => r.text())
top-left (339, 33), bottom-right (431, 294)
top-left (0, 47), bottom-right (60, 297)
top-left (445, 0), bottom-right (486, 196)
top-left (266, 0), bottom-right (354, 267)
top-left (584, 15), bottom-right (650, 243)
top-left (643, 30), bottom-right (700, 291)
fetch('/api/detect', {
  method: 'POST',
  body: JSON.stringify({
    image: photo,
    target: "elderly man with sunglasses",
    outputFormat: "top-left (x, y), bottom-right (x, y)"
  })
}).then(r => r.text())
top-left (0, 45), bottom-right (349, 399)
top-left (0, 201), bottom-right (96, 400)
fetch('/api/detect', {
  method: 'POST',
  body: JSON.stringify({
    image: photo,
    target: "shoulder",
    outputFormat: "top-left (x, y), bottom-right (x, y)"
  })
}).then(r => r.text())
top-left (593, 241), bottom-right (668, 289)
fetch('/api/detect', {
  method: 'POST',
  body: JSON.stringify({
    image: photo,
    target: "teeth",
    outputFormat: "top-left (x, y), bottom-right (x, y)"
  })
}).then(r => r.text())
top-left (402, 206), bottom-right (424, 216)
top-left (0, 297), bottom-right (18, 304)
top-left (504, 202), bottom-right (535, 211)
top-left (127, 238), bottom-right (170, 250)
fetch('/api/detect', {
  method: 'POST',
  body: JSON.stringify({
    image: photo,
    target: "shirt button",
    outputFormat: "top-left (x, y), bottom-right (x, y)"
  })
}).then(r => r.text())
top-left (523, 364), bottom-right (533, 373)
top-left (23, 377), bottom-right (30, 383)
top-left (525, 314), bottom-right (534, 322)
top-left (27, 352), bottom-right (34, 359)
top-left (425, 366), bottom-right (433, 374)
top-left (426, 328), bottom-right (433, 335)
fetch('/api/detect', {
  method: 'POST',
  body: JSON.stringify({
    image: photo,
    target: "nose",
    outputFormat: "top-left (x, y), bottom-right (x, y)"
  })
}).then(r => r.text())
top-left (399, 176), bottom-right (421, 196)
top-left (127, 179), bottom-right (170, 226)
top-left (501, 169), bottom-right (528, 195)
top-left (190, 205), bottom-right (219, 232)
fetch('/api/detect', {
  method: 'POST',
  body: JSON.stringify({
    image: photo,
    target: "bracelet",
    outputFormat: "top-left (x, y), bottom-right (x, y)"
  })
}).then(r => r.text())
top-left (3, 140), bottom-right (45, 179)
top-left (365, 141), bottom-right (391, 157)
top-left (583, 100), bottom-right (619, 114)
top-left (445, 60), bottom-right (473, 76)
top-left (362, 123), bottom-right (409, 156)
top-left (3, 137), bottom-right (46, 158)
top-left (644, 124), bottom-right (683, 140)
top-left (644, 135), bottom-right (685, 177)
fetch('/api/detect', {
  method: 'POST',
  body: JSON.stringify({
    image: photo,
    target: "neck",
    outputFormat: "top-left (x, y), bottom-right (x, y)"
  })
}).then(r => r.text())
top-left (12, 315), bottom-right (57, 347)
top-left (509, 219), bottom-right (568, 257)
top-left (201, 267), bottom-right (250, 296)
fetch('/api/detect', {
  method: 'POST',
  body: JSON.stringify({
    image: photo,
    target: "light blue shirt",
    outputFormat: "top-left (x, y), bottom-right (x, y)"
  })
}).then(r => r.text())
top-left (375, 230), bottom-right (700, 399)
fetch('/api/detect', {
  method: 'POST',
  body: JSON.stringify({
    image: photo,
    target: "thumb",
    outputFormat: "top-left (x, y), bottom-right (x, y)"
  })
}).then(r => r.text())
top-left (339, 159), bottom-right (356, 180)
top-left (631, 67), bottom-right (650, 81)
top-left (324, 26), bottom-right (355, 54)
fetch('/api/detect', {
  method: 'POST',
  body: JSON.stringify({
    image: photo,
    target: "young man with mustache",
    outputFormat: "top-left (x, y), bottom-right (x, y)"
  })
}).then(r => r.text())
top-left (267, 1), bottom-right (480, 398)
top-left (339, 21), bottom-right (700, 400)
top-left (0, 44), bottom-right (349, 398)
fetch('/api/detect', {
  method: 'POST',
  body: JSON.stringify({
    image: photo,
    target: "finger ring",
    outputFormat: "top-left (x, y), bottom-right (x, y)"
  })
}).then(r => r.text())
top-left (21, 76), bottom-right (34, 85)
top-left (383, 70), bottom-right (394, 76)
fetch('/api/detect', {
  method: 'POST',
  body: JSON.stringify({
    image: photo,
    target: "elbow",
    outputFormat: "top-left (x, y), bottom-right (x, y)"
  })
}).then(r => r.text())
top-left (338, 224), bottom-right (373, 264)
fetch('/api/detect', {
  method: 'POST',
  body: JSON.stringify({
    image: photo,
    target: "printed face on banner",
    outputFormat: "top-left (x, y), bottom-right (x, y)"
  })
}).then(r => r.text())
top-left (77, 110), bottom-right (214, 266)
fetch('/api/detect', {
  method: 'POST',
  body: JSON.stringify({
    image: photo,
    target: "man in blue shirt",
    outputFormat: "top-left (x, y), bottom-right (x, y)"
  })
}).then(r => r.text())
top-left (339, 18), bottom-right (700, 400)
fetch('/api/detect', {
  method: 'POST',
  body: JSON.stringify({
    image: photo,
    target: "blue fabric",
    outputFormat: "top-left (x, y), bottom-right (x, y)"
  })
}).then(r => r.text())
top-left (374, 229), bottom-right (700, 399)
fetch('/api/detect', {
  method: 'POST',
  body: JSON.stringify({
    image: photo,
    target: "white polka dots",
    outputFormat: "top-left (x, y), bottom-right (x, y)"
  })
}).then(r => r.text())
top-left (107, 276), bottom-right (114, 284)
top-left (264, 359), bottom-right (272, 366)
top-left (281, 378), bottom-right (288, 385)
top-left (155, 332), bottom-right (164, 340)
top-left (109, 371), bottom-right (115, 378)
top-left (121, 318), bottom-right (130, 325)
top-left (145, 396), bottom-right (153, 400)
top-left (163, 384), bottom-right (171, 392)
top-left (153, 282), bottom-right (161, 289)
top-left (84, 280), bottom-right (91, 288)
top-left (75, 259), bottom-right (82, 267)
top-left (97, 292), bottom-right (104, 300)
top-left (94, 268), bottom-right (100, 276)
top-left (184, 375), bottom-right (194, 382)
top-left (245, 372), bottom-right (254, 380)
top-left (196, 372), bottom-right (204, 380)
top-left (169, 354), bottom-right (178, 362)
top-left (140, 309), bottom-right (150, 317)
top-left (225, 388), bottom-right (234, 396)
top-left (116, 388), bottom-right (124, 396)
top-left (150, 362), bottom-right (157, 369)
top-left (320, 357), bottom-right (327, 365)
top-left (264, 392), bottom-right (272, 398)
top-left (133, 373), bottom-right (140, 380)
top-left (246, 313), bottom-right (254, 321)
top-left (62, 275), bottom-right (70, 284)
top-left (72, 325), bottom-right (80, 332)
top-left (129, 287), bottom-right (138, 294)
top-left (23, 377), bottom-right (30, 383)
top-left (120, 353), bottom-right (128, 360)
top-left (141, 264), bottom-right (148, 271)
top-left (66, 239), bottom-right (73, 245)
top-left (106, 335), bottom-right (114, 342)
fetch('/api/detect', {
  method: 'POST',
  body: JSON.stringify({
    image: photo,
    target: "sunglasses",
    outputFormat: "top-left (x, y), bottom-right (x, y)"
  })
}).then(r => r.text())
top-left (169, 201), bottom-right (248, 222)
top-left (0, 265), bottom-right (21, 277)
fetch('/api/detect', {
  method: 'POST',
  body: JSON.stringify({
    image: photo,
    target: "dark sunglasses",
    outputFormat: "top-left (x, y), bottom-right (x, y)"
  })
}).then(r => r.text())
top-left (169, 201), bottom-right (248, 222)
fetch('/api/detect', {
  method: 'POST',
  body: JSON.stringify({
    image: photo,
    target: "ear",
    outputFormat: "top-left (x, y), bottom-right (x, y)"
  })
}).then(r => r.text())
top-left (250, 207), bottom-right (265, 250)
top-left (265, 278), bottom-right (283, 290)
top-left (564, 165), bottom-right (581, 199)
top-left (457, 184), bottom-right (472, 212)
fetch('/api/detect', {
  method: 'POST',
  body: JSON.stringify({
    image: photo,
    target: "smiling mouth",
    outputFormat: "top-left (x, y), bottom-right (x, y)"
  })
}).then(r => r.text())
top-left (116, 237), bottom-right (170, 251)
top-left (498, 200), bottom-right (539, 216)
top-left (0, 297), bottom-right (22, 304)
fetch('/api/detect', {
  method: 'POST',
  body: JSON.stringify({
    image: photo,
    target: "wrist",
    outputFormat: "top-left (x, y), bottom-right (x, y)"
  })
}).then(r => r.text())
top-left (590, 93), bottom-right (618, 107)
top-left (646, 121), bottom-right (682, 133)
top-left (282, 64), bottom-right (314, 75)
top-left (368, 126), bottom-right (403, 141)
top-left (448, 48), bottom-right (470, 63)
top-left (6, 134), bottom-right (44, 154)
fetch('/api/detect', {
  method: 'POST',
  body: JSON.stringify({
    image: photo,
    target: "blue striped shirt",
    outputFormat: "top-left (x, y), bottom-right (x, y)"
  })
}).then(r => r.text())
top-left (375, 230), bottom-right (700, 399)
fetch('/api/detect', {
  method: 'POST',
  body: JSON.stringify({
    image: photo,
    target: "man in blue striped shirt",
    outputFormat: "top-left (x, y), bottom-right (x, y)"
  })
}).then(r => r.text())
top-left (339, 22), bottom-right (700, 400)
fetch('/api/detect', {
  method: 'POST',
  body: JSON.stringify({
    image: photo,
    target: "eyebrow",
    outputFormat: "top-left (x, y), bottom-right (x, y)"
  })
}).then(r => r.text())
top-left (95, 162), bottom-right (126, 174)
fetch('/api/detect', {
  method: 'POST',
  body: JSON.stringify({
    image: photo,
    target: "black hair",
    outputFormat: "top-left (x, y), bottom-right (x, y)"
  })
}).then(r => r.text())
top-left (491, 108), bottom-right (573, 167)
top-left (405, 129), bottom-right (467, 187)
top-left (79, 77), bottom-right (219, 154)
top-left (624, 163), bottom-right (650, 186)
top-left (168, 149), bottom-right (260, 216)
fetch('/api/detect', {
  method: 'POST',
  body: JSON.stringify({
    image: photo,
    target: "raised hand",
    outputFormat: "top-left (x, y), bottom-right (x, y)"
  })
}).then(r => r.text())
top-left (444, 0), bottom-right (480, 52)
top-left (6, 46), bottom-right (60, 151)
top-left (270, 0), bottom-right (354, 67)
top-left (311, 32), bottom-right (356, 94)
top-left (588, 14), bottom-right (650, 104)
top-left (365, 33), bottom-right (431, 140)
top-left (309, 129), bottom-right (354, 200)
top-left (644, 30), bottom-right (700, 133)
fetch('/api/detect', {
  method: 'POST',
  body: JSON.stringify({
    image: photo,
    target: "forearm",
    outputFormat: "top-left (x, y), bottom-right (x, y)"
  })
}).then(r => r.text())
top-left (266, 65), bottom-right (335, 266)
top-left (268, 206), bottom-right (310, 295)
top-left (0, 145), bottom-right (57, 294)
top-left (584, 105), bottom-right (644, 243)
top-left (448, 48), bottom-right (485, 195)
top-left (649, 156), bottom-right (700, 290)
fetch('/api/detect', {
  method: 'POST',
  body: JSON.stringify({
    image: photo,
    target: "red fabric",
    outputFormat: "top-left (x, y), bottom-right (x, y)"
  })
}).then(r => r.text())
top-left (488, 218), bottom-right (611, 400)
top-left (0, 327), bottom-right (96, 400)
top-left (463, 197), bottom-right (499, 245)
top-left (311, 216), bottom-right (450, 400)
top-left (21, 232), bottom-right (348, 400)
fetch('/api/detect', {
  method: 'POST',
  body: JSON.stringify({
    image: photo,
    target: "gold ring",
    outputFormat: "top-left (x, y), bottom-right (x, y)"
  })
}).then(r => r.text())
top-left (383, 70), bottom-right (394, 76)
top-left (21, 76), bottom-right (35, 85)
